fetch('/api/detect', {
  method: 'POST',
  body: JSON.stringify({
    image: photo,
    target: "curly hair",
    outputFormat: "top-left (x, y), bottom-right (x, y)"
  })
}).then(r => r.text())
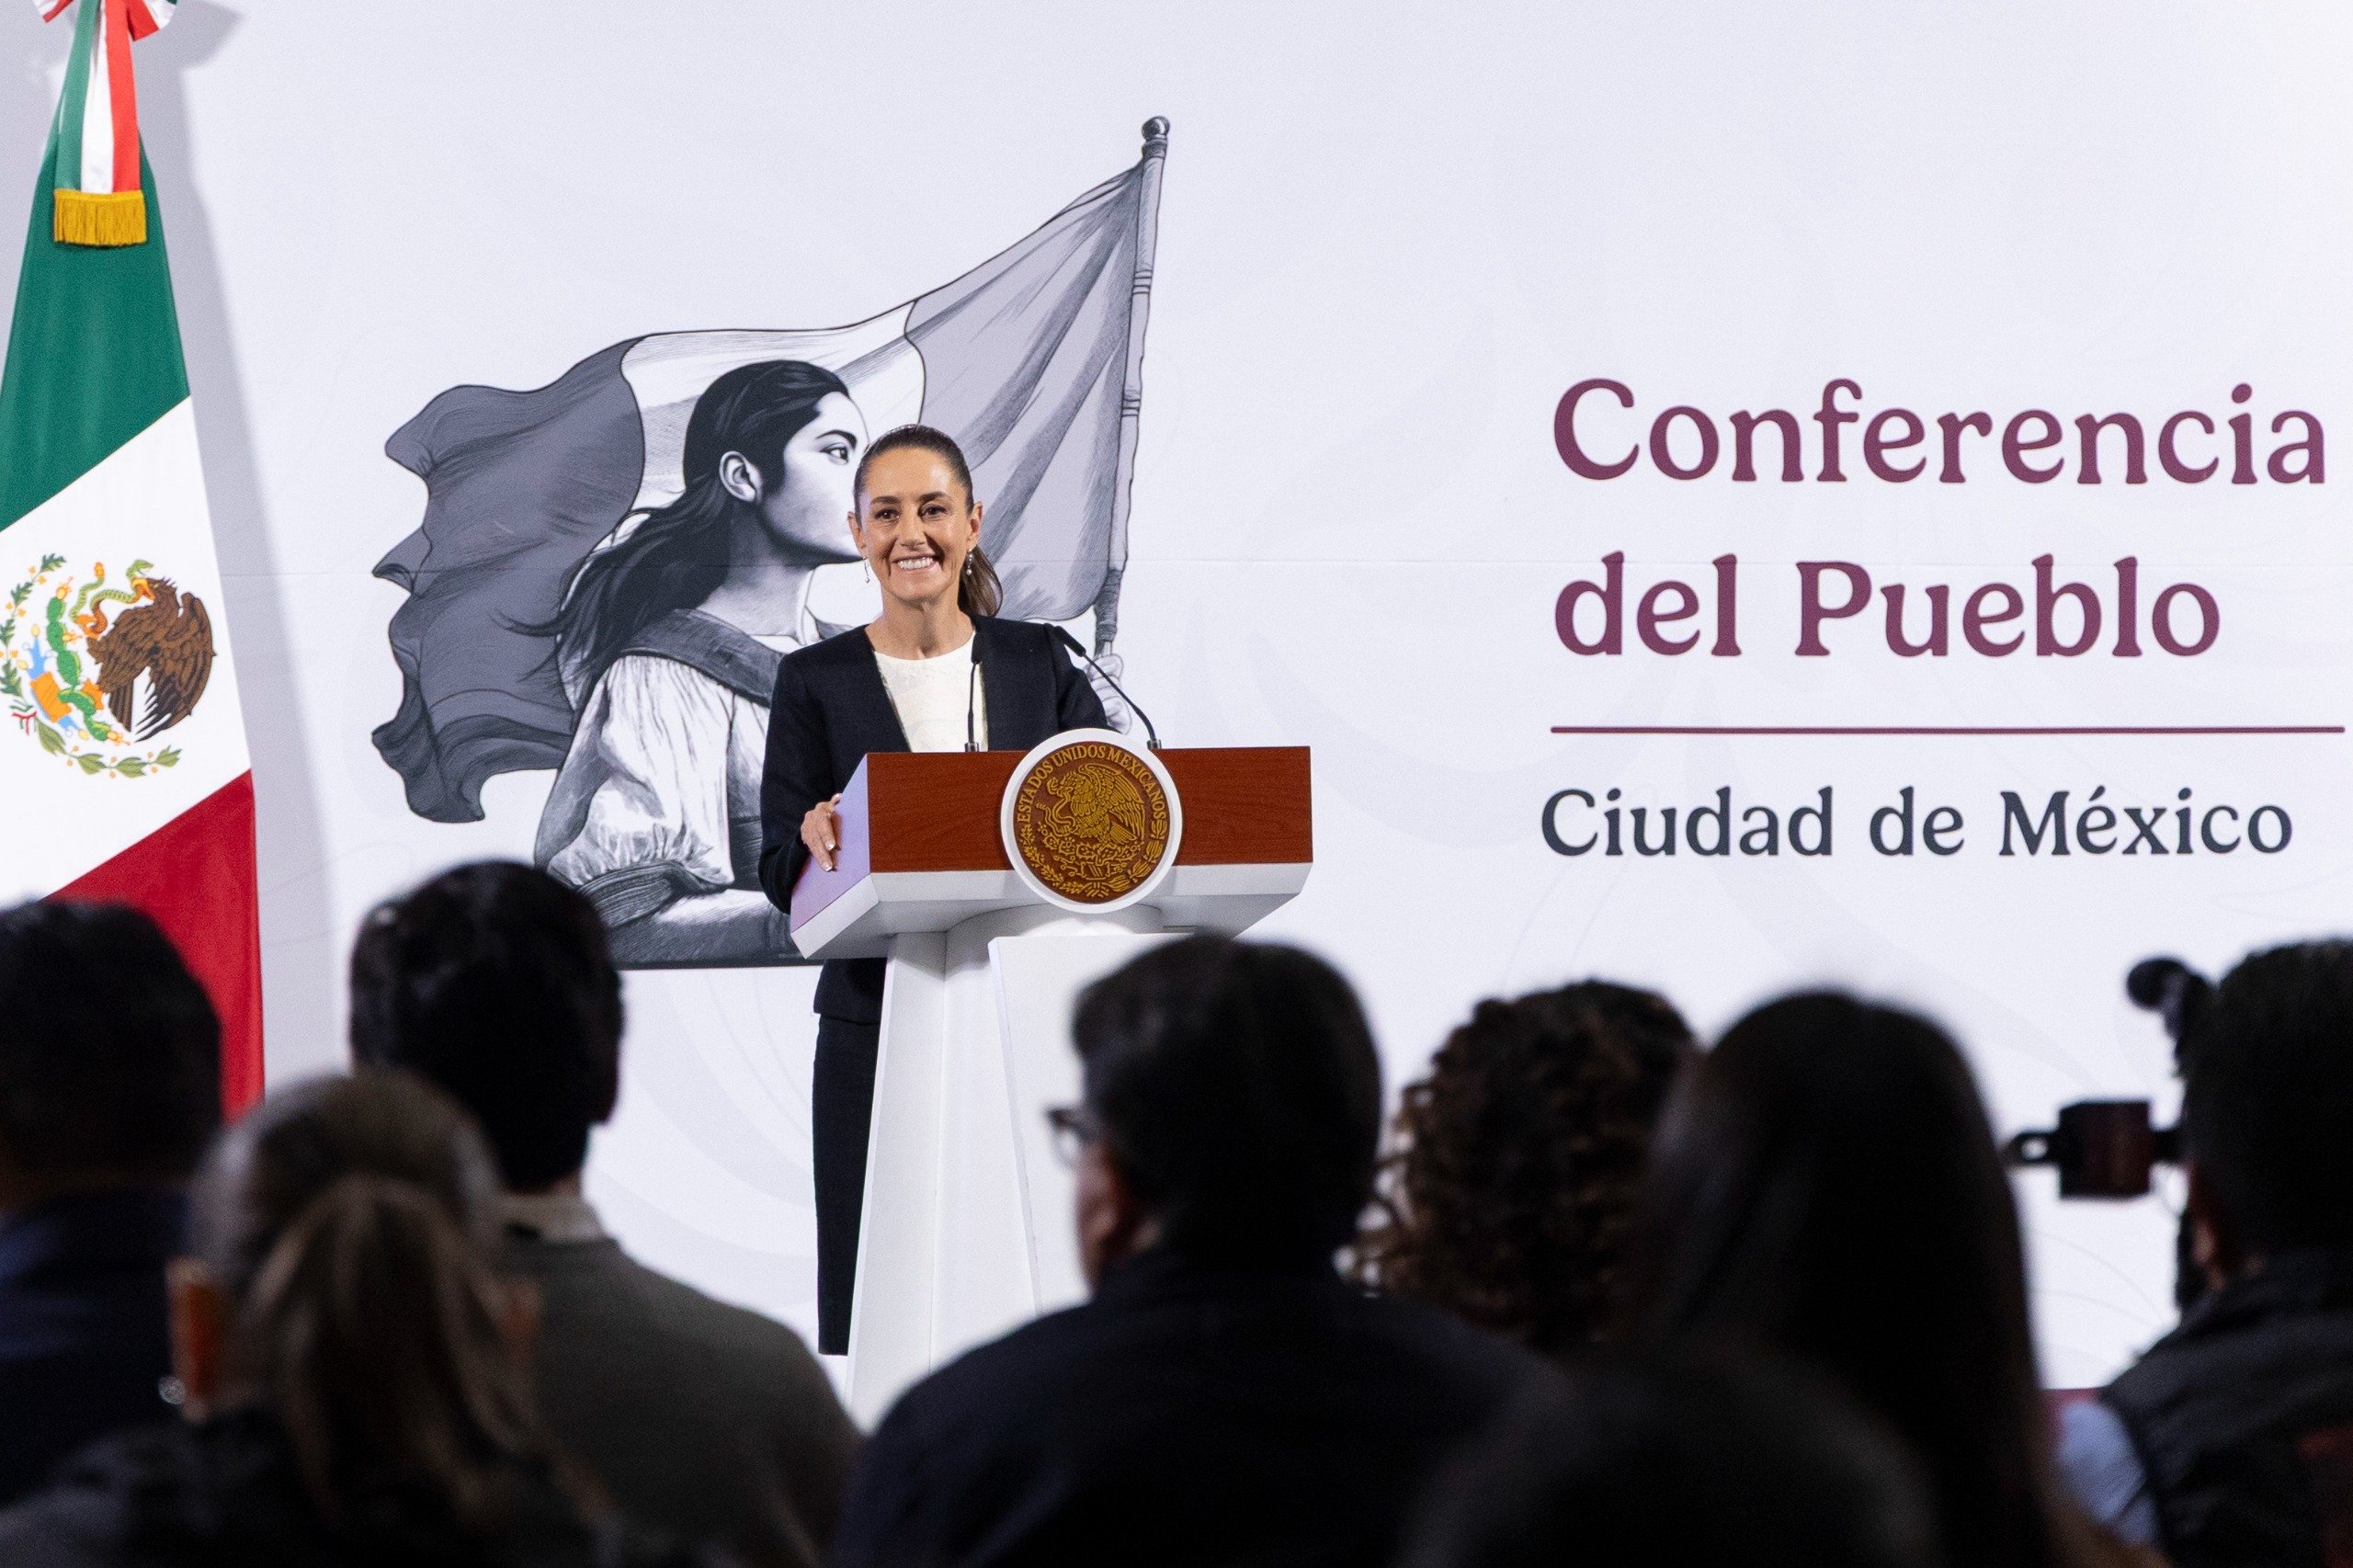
top-left (1359, 981), bottom-right (1694, 1356)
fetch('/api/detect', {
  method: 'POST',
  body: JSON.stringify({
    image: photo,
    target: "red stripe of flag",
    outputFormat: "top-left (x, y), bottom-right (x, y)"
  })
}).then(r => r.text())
top-left (54, 773), bottom-right (266, 1116)
top-left (103, 0), bottom-right (140, 196)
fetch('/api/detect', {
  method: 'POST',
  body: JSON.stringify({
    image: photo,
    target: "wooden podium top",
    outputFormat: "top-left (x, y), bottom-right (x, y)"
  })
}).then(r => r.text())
top-left (790, 745), bottom-right (1311, 957)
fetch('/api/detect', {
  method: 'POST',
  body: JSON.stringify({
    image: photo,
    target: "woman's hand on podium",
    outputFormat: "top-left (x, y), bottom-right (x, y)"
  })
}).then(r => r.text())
top-left (801, 794), bottom-right (844, 871)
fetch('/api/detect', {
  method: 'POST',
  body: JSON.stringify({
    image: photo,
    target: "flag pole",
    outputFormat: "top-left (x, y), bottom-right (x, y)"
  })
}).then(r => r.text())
top-left (1092, 116), bottom-right (1169, 656)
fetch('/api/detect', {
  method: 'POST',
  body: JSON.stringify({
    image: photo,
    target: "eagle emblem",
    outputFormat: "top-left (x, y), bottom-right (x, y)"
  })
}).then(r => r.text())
top-left (0, 556), bottom-right (211, 778)
top-left (1006, 738), bottom-right (1176, 904)
top-left (1042, 763), bottom-right (1152, 866)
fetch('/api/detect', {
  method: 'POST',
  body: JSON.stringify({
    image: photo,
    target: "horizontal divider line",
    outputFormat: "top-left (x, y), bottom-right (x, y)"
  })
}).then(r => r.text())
top-left (1550, 725), bottom-right (2346, 736)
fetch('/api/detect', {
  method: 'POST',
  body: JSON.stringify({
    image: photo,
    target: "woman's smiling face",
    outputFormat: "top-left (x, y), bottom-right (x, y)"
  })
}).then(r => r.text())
top-left (852, 446), bottom-right (981, 612)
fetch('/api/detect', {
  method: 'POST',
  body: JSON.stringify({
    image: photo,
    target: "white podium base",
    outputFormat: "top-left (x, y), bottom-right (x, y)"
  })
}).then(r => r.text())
top-left (842, 903), bottom-right (1174, 1426)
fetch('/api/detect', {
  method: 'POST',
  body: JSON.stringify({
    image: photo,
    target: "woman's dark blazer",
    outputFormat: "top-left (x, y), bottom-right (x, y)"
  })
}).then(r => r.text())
top-left (758, 615), bottom-right (1109, 1022)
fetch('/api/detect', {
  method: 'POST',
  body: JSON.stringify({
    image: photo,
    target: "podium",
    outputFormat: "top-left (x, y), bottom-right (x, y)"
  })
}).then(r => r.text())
top-left (790, 734), bottom-right (1311, 1423)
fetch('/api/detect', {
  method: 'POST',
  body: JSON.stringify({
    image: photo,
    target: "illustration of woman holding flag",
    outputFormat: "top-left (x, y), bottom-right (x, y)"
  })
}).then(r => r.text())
top-left (374, 120), bottom-right (1172, 974)
top-left (532, 360), bottom-right (867, 965)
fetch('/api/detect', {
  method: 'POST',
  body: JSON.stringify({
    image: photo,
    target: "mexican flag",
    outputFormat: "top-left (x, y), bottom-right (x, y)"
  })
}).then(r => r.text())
top-left (0, 0), bottom-right (261, 1110)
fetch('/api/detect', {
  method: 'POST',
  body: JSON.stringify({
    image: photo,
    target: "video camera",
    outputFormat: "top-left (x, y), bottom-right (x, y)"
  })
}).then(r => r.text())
top-left (2002, 958), bottom-right (2204, 1306)
top-left (2004, 957), bottom-right (2200, 1197)
top-left (2002, 958), bottom-right (2198, 1198)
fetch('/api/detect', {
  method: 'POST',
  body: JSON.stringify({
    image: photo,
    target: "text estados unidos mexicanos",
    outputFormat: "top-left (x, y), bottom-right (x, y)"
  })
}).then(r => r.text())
top-left (1547, 379), bottom-right (2324, 660)
top-left (1539, 786), bottom-right (2291, 858)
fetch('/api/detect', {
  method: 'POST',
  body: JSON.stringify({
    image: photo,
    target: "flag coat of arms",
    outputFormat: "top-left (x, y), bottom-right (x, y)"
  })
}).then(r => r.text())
top-left (0, 0), bottom-right (262, 1108)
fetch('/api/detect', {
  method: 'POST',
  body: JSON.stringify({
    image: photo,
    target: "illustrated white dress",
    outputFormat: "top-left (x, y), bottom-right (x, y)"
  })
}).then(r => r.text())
top-left (535, 608), bottom-right (818, 948)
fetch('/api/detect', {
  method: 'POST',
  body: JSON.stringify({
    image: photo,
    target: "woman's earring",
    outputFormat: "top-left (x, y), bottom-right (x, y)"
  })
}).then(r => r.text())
top-left (862, 562), bottom-right (872, 585)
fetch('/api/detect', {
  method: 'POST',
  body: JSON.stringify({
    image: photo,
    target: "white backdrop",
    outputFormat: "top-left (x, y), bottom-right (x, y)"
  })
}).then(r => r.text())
top-left (7, 0), bottom-right (2350, 1388)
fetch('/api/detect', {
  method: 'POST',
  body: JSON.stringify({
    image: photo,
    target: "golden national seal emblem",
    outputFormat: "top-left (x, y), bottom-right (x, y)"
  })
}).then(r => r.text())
top-left (1, 555), bottom-right (213, 778)
top-left (1003, 733), bottom-right (1182, 909)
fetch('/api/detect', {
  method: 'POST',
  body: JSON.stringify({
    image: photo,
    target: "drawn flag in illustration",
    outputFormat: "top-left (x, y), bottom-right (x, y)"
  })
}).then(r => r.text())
top-left (375, 120), bottom-right (1171, 824)
top-left (0, 0), bottom-right (261, 1108)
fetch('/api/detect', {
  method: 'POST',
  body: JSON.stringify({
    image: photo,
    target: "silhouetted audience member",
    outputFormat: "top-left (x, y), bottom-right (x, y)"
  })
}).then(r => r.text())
top-left (832, 935), bottom-right (1555, 1568)
top-left (0, 903), bottom-right (219, 1504)
top-left (1397, 1354), bottom-right (1941, 1568)
top-left (0, 1072), bottom-right (715, 1567)
top-left (1360, 981), bottom-right (1692, 1354)
top-left (2058, 939), bottom-right (2353, 1566)
top-left (349, 862), bottom-right (856, 1568)
top-left (1624, 992), bottom-right (2141, 1568)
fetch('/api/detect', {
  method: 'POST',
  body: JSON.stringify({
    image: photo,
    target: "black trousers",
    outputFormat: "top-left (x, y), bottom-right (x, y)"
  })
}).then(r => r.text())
top-left (812, 1015), bottom-right (881, 1355)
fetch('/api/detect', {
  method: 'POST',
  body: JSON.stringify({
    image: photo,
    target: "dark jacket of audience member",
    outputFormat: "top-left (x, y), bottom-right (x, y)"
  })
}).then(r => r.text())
top-left (1397, 1353), bottom-right (1941, 1568)
top-left (0, 1072), bottom-right (715, 1568)
top-left (349, 862), bottom-right (858, 1568)
top-left (832, 936), bottom-right (1555, 1568)
top-left (0, 903), bottom-right (219, 1505)
top-left (1623, 992), bottom-right (2134, 1568)
top-left (1360, 981), bottom-right (1692, 1355)
top-left (2063, 941), bottom-right (2353, 1566)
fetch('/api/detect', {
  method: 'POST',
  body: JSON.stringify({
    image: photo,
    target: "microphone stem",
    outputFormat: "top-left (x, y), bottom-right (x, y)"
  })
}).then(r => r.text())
top-left (1056, 627), bottom-right (1160, 750)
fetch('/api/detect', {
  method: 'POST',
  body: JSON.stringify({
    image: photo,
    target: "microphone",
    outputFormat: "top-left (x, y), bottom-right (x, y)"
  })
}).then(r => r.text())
top-left (964, 649), bottom-right (980, 754)
top-left (1051, 625), bottom-right (1161, 751)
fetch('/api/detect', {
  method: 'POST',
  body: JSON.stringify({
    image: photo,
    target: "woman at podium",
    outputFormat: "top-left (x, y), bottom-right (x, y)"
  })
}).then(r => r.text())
top-left (758, 425), bottom-right (1107, 1353)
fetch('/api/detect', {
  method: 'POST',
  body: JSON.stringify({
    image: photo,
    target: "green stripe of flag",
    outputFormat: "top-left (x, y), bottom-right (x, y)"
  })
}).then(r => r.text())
top-left (51, 0), bottom-right (98, 198)
top-left (0, 140), bottom-right (187, 531)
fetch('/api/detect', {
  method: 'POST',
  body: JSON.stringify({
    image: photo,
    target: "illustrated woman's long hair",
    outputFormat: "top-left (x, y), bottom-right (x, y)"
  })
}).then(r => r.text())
top-left (854, 424), bottom-right (1004, 618)
top-left (192, 1072), bottom-right (567, 1533)
top-left (1622, 993), bottom-right (2075, 1568)
top-left (545, 359), bottom-right (849, 693)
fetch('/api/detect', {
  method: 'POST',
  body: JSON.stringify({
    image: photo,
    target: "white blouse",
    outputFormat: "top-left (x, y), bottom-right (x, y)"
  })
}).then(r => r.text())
top-left (536, 633), bottom-right (799, 927)
top-left (873, 640), bottom-right (990, 754)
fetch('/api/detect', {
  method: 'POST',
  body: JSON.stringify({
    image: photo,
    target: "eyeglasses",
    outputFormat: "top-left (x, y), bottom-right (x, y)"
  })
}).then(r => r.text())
top-left (1045, 1104), bottom-right (1103, 1167)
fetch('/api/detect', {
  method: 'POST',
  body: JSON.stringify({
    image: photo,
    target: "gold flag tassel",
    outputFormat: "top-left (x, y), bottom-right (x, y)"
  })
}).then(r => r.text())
top-left (52, 188), bottom-right (147, 248)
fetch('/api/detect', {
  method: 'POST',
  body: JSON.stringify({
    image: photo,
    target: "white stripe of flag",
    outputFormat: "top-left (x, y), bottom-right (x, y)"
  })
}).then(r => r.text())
top-left (77, 0), bottom-right (113, 195)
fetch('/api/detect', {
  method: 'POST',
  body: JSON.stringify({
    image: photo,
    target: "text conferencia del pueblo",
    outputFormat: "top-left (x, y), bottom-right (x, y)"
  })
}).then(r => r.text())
top-left (1549, 378), bottom-right (2324, 661)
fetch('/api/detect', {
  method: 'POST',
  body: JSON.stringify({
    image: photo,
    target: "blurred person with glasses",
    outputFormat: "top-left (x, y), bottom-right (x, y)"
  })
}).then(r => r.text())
top-left (834, 936), bottom-right (1558, 1568)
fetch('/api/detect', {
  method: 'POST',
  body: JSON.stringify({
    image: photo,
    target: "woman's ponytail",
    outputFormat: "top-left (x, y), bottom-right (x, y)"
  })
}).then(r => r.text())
top-left (961, 544), bottom-right (1004, 618)
top-left (242, 1171), bottom-right (540, 1528)
top-left (192, 1074), bottom-right (568, 1537)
